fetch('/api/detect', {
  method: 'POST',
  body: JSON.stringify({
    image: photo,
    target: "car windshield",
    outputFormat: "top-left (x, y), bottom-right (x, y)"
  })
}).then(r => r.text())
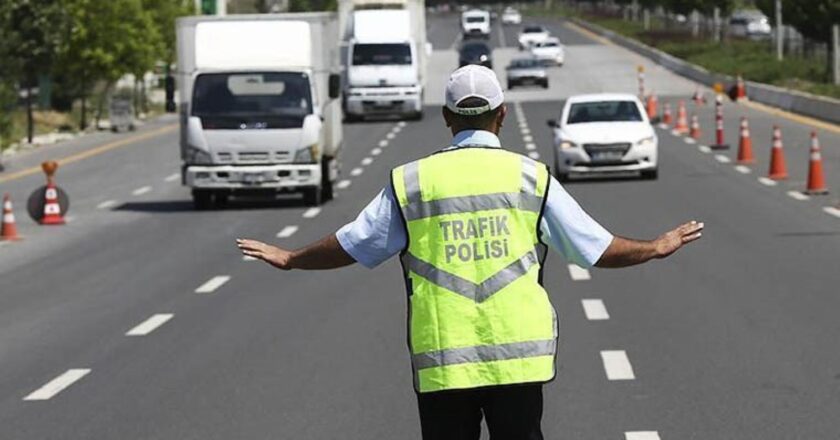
top-left (352, 43), bottom-right (412, 66)
top-left (523, 26), bottom-right (544, 33)
top-left (540, 42), bottom-right (559, 47)
top-left (466, 16), bottom-right (486, 23)
top-left (567, 101), bottom-right (643, 124)
top-left (510, 59), bottom-right (539, 68)
top-left (192, 72), bottom-right (312, 128)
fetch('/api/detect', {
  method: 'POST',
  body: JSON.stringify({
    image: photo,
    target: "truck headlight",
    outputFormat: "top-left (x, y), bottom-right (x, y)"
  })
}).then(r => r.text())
top-left (186, 146), bottom-right (213, 165)
top-left (294, 143), bottom-right (320, 164)
top-left (636, 136), bottom-right (655, 146)
top-left (559, 140), bottom-right (577, 150)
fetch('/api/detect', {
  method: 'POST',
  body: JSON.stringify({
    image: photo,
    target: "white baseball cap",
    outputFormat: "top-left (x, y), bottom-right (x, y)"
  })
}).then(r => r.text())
top-left (445, 65), bottom-right (505, 116)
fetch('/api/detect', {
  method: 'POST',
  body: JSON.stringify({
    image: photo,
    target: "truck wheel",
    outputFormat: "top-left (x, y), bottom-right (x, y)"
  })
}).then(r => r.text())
top-left (303, 186), bottom-right (322, 206)
top-left (213, 191), bottom-right (229, 208)
top-left (411, 110), bottom-right (424, 121)
top-left (320, 161), bottom-right (334, 202)
top-left (507, 82), bottom-right (514, 90)
top-left (541, 80), bottom-right (549, 89)
top-left (192, 190), bottom-right (213, 210)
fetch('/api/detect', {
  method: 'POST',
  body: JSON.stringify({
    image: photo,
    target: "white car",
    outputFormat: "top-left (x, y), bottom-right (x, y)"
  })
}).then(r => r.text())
top-left (501, 8), bottom-right (522, 25)
top-left (462, 10), bottom-right (491, 37)
top-left (530, 37), bottom-right (564, 66)
top-left (518, 25), bottom-right (550, 50)
top-left (547, 93), bottom-right (658, 181)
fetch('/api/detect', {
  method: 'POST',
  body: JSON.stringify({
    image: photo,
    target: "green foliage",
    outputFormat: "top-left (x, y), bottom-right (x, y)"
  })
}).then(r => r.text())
top-left (754, 0), bottom-right (839, 43)
top-left (142, 0), bottom-right (193, 63)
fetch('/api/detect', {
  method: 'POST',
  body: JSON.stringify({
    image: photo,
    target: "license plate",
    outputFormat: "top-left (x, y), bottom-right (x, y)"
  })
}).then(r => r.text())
top-left (242, 172), bottom-right (263, 184)
top-left (374, 101), bottom-right (394, 108)
top-left (591, 151), bottom-right (623, 162)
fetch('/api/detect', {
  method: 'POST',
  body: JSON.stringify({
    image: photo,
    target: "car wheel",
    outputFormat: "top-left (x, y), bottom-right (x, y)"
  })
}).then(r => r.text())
top-left (553, 157), bottom-right (570, 183)
top-left (641, 169), bottom-right (659, 180)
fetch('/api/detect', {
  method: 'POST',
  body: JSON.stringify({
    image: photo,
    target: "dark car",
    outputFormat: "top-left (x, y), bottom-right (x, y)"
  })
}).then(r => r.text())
top-left (459, 41), bottom-right (493, 69)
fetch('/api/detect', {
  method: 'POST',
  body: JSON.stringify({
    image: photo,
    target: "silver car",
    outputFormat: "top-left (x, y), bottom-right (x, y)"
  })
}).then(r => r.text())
top-left (506, 57), bottom-right (548, 90)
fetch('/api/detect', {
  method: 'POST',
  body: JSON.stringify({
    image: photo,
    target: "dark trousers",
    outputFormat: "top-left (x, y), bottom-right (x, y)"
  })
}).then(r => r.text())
top-left (416, 383), bottom-right (544, 440)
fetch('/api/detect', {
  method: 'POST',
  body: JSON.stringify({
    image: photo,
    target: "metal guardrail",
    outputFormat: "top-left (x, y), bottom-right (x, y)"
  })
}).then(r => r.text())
top-left (570, 17), bottom-right (840, 125)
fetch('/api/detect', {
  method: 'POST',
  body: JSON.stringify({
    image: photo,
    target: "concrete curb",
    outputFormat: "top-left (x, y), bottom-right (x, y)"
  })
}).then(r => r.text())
top-left (570, 17), bottom-right (840, 125)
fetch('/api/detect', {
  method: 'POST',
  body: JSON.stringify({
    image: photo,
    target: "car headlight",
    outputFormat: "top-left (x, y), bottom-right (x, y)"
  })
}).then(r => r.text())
top-left (559, 140), bottom-right (577, 150)
top-left (294, 143), bottom-right (320, 164)
top-left (636, 136), bottom-right (655, 146)
top-left (186, 146), bottom-right (213, 165)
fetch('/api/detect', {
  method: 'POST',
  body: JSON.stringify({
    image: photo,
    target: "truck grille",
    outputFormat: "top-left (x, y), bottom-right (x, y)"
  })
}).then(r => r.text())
top-left (238, 152), bottom-right (270, 162)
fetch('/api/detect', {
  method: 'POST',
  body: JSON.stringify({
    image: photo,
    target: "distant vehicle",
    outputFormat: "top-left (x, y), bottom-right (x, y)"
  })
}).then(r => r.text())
top-left (461, 9), bottom-right (491, 37)
top-left (518, 25), bottom-right (550, 50)
top-left (459, 41), bottom-right (492, 68)
top-left (729, 10), bottom-right (772, 39)
top-left (175, 14), bottom-right (343, 208)
top-left (547, 93), bottom-right (658, 181)
top-left (530, 37), bottom-right (564, 66)
top-left (501, 8), bottom-right (522, 25)
top-left (506, 57), bottom-right (548, 90)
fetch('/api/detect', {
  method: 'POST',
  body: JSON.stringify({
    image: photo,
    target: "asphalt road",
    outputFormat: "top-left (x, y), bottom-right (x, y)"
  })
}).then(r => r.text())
top-left (1, 12), bottom-right (840, 440)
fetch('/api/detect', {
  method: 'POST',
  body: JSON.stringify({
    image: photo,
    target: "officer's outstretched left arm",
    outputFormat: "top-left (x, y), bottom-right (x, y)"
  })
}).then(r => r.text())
top-left (236, 234), bottom-right (355, 270)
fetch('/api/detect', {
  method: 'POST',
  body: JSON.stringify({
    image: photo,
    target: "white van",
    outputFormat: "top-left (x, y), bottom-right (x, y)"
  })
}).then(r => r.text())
top-left (461, 9), bottom-right (490, 37)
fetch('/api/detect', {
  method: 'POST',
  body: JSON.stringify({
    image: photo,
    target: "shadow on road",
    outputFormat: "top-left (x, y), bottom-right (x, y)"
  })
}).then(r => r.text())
top-left (115, 197), bottom-right (308, 213)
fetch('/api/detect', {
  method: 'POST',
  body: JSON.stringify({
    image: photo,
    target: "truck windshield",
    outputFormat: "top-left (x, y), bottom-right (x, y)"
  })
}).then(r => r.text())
top-left (192, 72), bottom-right (312, 129)
top-left (567, 101), bottom-right (642, 124)
top-left (466, 16), bottom-right (486, 23)
top-left (352, 43), bottom-right (412, 66)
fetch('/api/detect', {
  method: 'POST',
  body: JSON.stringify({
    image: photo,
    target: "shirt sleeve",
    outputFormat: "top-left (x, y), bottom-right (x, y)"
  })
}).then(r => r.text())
top-left (336, 185), bottom-right (407, 269)
top-left (539, 176), bottom-right (614, 267)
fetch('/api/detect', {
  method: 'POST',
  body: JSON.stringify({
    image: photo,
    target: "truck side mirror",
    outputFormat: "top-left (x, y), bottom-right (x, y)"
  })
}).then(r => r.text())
top-left (546, 119), bottom-right (557, 128)
top-left (328, 74), bottom-right (341, 100)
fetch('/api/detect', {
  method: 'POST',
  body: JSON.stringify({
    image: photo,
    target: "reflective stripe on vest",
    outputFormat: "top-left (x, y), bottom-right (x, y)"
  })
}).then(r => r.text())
top-left (392, 147), bottom-right (557, 393)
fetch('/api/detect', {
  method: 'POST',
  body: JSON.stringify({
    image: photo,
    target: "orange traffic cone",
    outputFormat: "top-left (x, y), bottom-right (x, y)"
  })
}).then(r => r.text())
top-left (692, 88), bottom-right (706, 106)
top-left (646, 94), bottom-right (659, 122)
top-left (735, 74), bottom-right (747, 101)
top-left (674, 100), bottom-right (689, 134)
top-left (40, 181), bottom-right (65, 225)
top-left (736, 117), bottom-right (755, 164)
top-left (689, 114), bottom-right (701, 139)
top-left (662, 102), bottom-right (673, 126)
top-left (768, 125), bottom-right (788, 180)
top-left (1, 193), bottom-right (21, 241)
top-left (805, 131), bottom-right (828, 195)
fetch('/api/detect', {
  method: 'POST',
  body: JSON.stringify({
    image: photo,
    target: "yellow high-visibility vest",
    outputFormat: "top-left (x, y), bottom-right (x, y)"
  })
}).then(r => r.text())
top-left (391, 147), bottom-right (557, 393)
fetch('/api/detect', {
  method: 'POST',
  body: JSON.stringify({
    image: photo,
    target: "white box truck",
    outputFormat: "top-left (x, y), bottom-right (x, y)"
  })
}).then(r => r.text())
top-left (339, 0), bottom-right (429, 121)
top-left (176, 13), bottom-right (343, 208)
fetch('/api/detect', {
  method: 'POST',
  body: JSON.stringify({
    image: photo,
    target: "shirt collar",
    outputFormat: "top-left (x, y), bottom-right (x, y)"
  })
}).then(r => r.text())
top-left (450, 130), bottom-right (501, 149)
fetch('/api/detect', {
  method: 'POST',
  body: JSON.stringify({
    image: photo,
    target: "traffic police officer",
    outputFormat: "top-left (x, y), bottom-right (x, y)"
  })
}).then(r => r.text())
top-left (237, 65), bottom-right (704, 440)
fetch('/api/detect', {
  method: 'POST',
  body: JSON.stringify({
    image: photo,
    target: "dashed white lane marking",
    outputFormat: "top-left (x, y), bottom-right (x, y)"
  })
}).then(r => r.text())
top-left (520, 127), bottom-right (531, 135)
top-left (351, 167), bottom-right (364, 176)
top-left (698, 145), bottom-right (712, 153)
top-left (786, 190), bottom-right (810, 201)
top-left (277, 225), bottom-right (299, 238)
top-left (371, 148), bottom-right (382, 156)
top-left (195, 275), bottom-right (230, 294)
top-left (97, 200), bottom-right (118, 209)
top-left (386, 132), bottom-right (396, 140)
top-left (336, 180), bottom-right (352, 189)
top-left (302, 207), bottom-right (321, 218)
top-left (164, 173), bottom-right (180, 182)
top-left (625, 432), bottom-right (661, 440)
top-left (581, 299), bottom-right (610, 320)
top-left (522, 135), bottom-right (534, 143)
top-left (734, 165), bottom-right (751, 174)
top-left (392, 125), bottom-right (402, 133)
top-left (758, 177), bottom-right (778, 186)
top-left (23, 369), bottom-right (91, 401)
top-left (242, 255), bottom-right (257, 261)
top-left (126, 313), bottom-right (174, 336)
top-left (684, 137), bottom-right (696, 144)
top-left (378, 139), bottom-right (388, 148)
top-left (823, 206), bottom-right (840, 218)
top-left (600, 350), bottom-right (636, 380)
top-left (525, 143), bottom-right (537, 151)
top-left (132, 185), bottom-right (152, 196)
top-left (567, 264), bottom-right (591, 281)
top-left (671, 129), bottom-right (681, 136)
top-left (398, 121), bottom-right (407, 128)
top-left (361, 157), bottom-right (373, 166)
top-left (657, 123), bottom-right (668, 129)
top-left (714, 154), bottom-right (731, 163)
top-left (528, 152), bottom-right (540, 160)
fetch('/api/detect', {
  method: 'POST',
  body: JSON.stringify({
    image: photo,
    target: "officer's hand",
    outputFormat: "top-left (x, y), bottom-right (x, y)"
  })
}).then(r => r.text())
top-left (654, 221), bottom-right (704, 258)
top-left (236, 238), bottom-right (293, 270)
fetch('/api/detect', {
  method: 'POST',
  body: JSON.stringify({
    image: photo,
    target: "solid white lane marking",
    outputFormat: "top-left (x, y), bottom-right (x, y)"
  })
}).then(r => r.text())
top-left (625, 432), bottom-right (661, 440)
top-left (371, 148), bottom-right (382, 156)
top-left (302, 207), bottom-right (321, 218)
top-left (386, 132), bottom-right (396, 140)
top-left (786, 190), bottom-right (810, 201)
top-left (600, 350), bottom-right (635, 380)
top-left (164, 173), bottom-right (180, 182)
top-left (132, 185), bottom-right (152, 196)
top-left (823, 206), bottom-right (840, 218)
top-left (758, 177), bottom-right (778, 186)
top-left (97, 200), bottom-right (118, 209)
top-left (24, 369), bottom-right (91, 401)
top-left (698, 145), bottom-right (712, 153)
top-left (734, 165), bottom-right (751, 174)
top-left (277, 225), bottom-right (299, 238)
top-left (126, 313), bottom-right (174, 336)
top-left (195, 275), bottom-right (230, 293)
top-left (528, 152), bottom-right (540, 160)
top-left (684, 137), bottom-right (696, 144)
top-left (361, 157), bottom-right (373, 166)
top-left (581, 299), bottom-right (609, 320)
top-left (351, 167), bottom-right (363, 176)
top-left (525, 143), bottom-right (537, 151)
top-left (336, 180), bottom-right (351, 189)
top-left (378, 139), bottom-right (388, 148)
top-left (522, 135), bottom-right (534, 143)
top-left (714, 154), bottom-right (731, 163)
top-left (567, 264), bottom-right (591, 281)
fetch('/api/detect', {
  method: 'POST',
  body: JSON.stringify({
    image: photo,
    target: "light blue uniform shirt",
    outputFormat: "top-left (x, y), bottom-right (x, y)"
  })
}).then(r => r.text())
top-left (336, 130), bottom-right (614, 269)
